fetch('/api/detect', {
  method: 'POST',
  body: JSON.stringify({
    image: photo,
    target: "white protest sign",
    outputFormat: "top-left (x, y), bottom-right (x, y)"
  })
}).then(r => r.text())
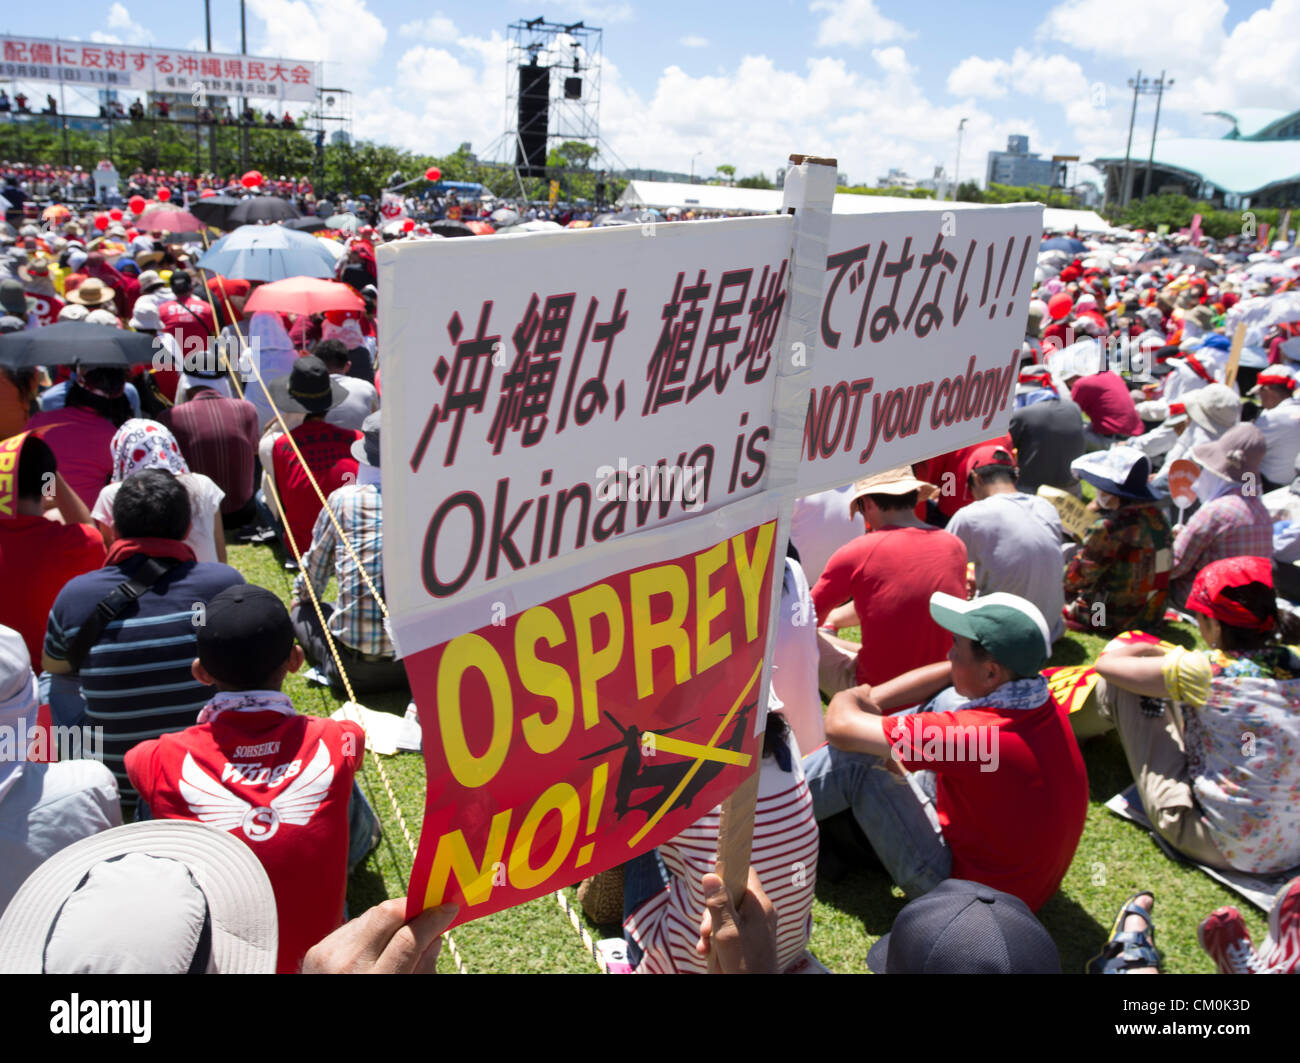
top-left (796, 204), bottom-right (1043, 495)
top-left (378, 215), bottom-right (793, 656)
top-left (379, 185), bottom-right (1041, 658)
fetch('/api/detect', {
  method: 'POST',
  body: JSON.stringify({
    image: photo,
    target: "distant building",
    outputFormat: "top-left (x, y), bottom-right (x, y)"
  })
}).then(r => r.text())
top-left (916, 166), bottom-right (947, 196)
top-left (986, 135), bottom-right (1056, 188)
top-left (877, 167), bottom-right (917, 190)
top-left (1093, 107), bottom-right (1300, 208)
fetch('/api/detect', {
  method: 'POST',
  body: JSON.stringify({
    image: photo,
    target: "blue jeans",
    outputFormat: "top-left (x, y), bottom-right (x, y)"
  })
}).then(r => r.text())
top-left (801, 698), bottom-right (956, 898)
top-left (622, 848), bottom-right (668, 969)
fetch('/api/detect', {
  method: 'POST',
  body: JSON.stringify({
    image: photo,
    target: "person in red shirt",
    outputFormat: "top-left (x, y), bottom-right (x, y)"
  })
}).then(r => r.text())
top-left (913, 434), bottom-right (1015, 525)
top-left (25, 365), bottom-right (133, 509)
top-left (0, 435), bottom-right (105, 666)
top-left (812, 467), bottom-right (967, 699)
top-left (803, 592), bottom-right (1088, 910)
top-left (156, 271), bottom-right (217, 403)
top-left (126, 585), bottom-right (365, 974)
top-left (267, 357), bottom-right (359, 557)
top-left (1067, 367), bottom-right (1144, 445)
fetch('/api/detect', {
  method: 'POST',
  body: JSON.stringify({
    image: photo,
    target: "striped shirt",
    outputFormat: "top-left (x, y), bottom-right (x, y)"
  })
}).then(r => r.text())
top-left (159, 391), bottom-right (261, 515)
top-left (293, 483), bottom-right (390, 657)
top-left (624, 731), bottom-right (819, 974)
top-left (43, 557), bottom-right (245, 815)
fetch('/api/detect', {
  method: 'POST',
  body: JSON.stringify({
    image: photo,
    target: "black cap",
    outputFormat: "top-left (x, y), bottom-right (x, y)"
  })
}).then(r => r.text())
top-left (196, 585), bottom-right (295, 689)
top-left (866, 880), bottom-right (1060, 974)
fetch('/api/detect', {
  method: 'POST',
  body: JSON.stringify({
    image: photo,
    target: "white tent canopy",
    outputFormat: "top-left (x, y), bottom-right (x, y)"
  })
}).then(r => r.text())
top-left (1040, 207), bottom-right (1116, 234)
top-left (617, 179), bottom-right (1024, 216)
top-left (616, 180), bottom-right (778, 214)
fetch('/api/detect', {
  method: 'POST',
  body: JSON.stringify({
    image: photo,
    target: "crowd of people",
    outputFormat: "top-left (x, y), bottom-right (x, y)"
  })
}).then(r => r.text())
top-left (2, 186), bottom-right (1300, 975)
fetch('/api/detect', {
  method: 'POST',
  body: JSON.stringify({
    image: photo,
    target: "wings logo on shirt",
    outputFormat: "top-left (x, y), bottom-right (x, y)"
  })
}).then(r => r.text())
top-left (178, 740), bottom-right (335, 842)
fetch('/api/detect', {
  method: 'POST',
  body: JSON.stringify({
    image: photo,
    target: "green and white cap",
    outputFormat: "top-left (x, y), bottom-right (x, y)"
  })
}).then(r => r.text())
top-left (929, 592), bottom-right (1052, 679)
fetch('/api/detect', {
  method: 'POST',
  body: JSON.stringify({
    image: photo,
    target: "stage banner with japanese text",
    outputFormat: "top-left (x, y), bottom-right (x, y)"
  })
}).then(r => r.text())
top-left (796, 204), bottom-right (1042, 495)
top-left (0, 35), bottom-right (319, 102)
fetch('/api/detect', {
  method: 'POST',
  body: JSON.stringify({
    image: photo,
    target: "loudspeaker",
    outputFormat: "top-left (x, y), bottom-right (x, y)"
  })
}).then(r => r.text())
top-left (516, 64), bottom-right (550, 178)
top-left (564, 76), bottom-right (582, 99)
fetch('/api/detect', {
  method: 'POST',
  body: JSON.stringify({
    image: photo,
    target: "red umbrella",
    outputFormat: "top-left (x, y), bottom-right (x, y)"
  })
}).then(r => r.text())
top-left (134, 206), bottom-right (204, 232)
top-left (243, 277), bottom-right (365, 317)
top-left (464, 220), bottom-right (496, 235)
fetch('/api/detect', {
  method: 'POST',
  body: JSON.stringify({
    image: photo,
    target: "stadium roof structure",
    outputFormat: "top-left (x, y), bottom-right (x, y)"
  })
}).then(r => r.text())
top-left (1092, 107), bottom-right (1300, 206)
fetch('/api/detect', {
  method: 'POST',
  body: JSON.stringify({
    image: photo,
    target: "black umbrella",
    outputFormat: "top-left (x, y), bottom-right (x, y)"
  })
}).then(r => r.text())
top-left (282, 215), bottom-right (327, 233)
top-left (1168, 249), bottom-right (1219, 271)
top-left (1137, 245), bottom-right (1175, 262)
top-left (0, 321), bottom-right (159, 368)
top-left (229, 196), bottom-right (301, 225)
top-left (429, 219), bottom-right (473, 238)
top-left (190, 195), bottom-right (243, 230)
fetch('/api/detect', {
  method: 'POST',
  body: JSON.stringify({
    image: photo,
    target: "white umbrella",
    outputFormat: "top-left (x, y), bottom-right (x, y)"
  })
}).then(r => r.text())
top-left (1225, 290), bottom-right (1300, 348)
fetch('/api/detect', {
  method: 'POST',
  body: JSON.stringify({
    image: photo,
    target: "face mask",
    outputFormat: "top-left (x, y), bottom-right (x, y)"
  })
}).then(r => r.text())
top-left (1193, 468), bottom-right (1231, 504)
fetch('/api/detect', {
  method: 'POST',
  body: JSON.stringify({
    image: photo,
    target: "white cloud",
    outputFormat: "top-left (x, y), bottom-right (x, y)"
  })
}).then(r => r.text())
top-left (1039, 0), bottom-right (1226, 65)
top-left (810, 0), bottom-right (914, 47)
top-left (90, 2), bottom-right (154, 45)
top-left (399, 14), bottom-right (458, 42)
top-left (348, 33), bottom-right (1012, 191)
top-left (947, 56), bottom-right (1009, 99)
top-left (246, 0), bottom-right (387, 86)
top-left (680, 35), bottom-right (709, 49)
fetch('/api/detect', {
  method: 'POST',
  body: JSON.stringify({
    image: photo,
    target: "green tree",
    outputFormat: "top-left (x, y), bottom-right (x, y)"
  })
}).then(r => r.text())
top-left (736, 173), bottom-right (774, 189)
top-left (715, 163), bottom-right (736, 184)
top-left (551, 140), bottom-right (598, 170)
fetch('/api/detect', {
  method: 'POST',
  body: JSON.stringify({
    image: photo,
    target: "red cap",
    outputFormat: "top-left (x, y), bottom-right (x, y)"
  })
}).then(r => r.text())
top-left (1187, 557), bottom-right (1275, 633)
top-left (967, 444), bottom-right (1016, 473)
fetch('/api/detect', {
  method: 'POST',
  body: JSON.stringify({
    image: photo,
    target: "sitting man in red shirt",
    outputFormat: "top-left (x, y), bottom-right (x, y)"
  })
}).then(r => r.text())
top-left (812, 466), bottom-right (967, 699)
top-left (802, 592), bottom-right (1088, 910)
top-left (266, 356), bottom-right (359, 559)
top-left (126, 585), bottom-right (366, 974)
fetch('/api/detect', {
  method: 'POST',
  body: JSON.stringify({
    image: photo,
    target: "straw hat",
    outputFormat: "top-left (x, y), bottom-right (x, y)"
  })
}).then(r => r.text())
top-left (66, 276), bottom-right (115, 307)
top-left (849, 466), bottom-right (938, 512)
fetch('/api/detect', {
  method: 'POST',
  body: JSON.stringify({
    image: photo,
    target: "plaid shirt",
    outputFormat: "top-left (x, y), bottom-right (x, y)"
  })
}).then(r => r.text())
top-left (1064, 503), bottom-right (1173, 633)
top-left (1171, 493), bottom-right (1274, 606)
top-left (293, 483), bottom-right (390, 657)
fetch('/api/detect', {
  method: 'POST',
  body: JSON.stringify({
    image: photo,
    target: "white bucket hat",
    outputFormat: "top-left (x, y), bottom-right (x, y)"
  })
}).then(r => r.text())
top-left (0, 821), bottom-right (277, 973)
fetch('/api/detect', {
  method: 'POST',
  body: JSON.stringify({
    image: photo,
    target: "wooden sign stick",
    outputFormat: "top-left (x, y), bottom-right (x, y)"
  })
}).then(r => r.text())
top-left (1224, 322), bottom-right (1246, 390)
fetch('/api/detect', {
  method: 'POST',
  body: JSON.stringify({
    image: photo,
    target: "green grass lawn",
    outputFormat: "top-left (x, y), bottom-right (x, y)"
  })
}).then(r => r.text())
top-left (231, 540), bottom-right (1269, 974)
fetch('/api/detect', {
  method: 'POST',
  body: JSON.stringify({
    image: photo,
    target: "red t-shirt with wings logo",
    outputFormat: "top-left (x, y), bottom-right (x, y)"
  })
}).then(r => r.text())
top-left (127, 711), bottom-right (365, 972)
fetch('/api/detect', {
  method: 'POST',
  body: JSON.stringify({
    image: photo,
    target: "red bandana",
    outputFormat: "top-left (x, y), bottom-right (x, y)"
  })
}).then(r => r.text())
top-left (1187, 557), bottom-right (1275, 632)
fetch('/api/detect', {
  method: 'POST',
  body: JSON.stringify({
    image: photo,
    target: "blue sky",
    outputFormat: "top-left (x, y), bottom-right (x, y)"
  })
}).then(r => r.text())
top-left (4, 0), bottom-right (1296, 188)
